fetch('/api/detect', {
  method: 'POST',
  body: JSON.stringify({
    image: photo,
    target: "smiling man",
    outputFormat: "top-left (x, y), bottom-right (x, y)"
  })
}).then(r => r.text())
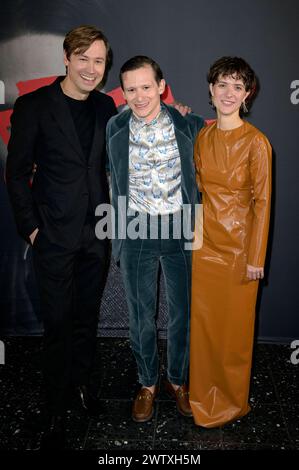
top-left (6, 26), bottom-right (117, 449)
top-left (106, 56), bottom-right (204, 423)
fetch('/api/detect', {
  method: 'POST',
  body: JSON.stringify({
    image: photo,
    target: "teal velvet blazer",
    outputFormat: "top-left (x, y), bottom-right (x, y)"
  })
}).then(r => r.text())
top-left (106, 104), bottom-right (204, 262)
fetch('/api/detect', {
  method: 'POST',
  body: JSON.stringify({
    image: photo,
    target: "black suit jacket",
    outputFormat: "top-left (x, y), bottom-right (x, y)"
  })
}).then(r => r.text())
top-left (6, 77), bottom-right (117, 248)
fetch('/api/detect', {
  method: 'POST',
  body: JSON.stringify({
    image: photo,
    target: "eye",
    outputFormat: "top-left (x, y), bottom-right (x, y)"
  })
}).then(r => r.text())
top-left (143, 85), bottom-right (150, 90)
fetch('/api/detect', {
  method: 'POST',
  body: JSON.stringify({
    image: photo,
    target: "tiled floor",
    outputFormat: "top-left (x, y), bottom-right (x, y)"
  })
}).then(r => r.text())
top-left (0, 337), bottom-right (298, 450)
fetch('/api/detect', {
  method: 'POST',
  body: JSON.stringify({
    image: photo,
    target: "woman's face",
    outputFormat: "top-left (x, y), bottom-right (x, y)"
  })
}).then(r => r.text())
top-left (209, 74), bottom-right (250, 118)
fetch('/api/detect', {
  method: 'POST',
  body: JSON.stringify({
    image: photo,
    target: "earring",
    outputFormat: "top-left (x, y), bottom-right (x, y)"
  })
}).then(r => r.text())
top-left (242, 101), bottom-right (248, 113)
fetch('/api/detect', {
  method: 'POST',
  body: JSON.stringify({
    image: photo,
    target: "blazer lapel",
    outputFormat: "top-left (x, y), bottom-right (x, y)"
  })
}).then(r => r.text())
top-left (110, 124), bottom-right (130, 197)
top-left (165, 105), bottom-right (195, 205)
top-left (48, 79), bottom-right (85, 161)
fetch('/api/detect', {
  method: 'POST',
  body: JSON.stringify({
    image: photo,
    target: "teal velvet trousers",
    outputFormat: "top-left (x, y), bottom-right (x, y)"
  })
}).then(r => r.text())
top-left (120, 215), bottom-right (191, 386)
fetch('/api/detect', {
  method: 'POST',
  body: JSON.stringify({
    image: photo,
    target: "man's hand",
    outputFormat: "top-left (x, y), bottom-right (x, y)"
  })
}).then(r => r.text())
top-left (172, 101), bottom-right (192, 116)
top-left (29, 228), bottom-right (39, 246)
top-left (246, 264), bottom-right (264, 281)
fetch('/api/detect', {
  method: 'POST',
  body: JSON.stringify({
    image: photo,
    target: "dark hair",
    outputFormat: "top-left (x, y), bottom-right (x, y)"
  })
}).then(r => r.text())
top-left (63, 25), bottom-right (112, 85)
top-left (207, 56), bottom-right (257, 108)
top-left (119, 55), bottom-right (163, 89)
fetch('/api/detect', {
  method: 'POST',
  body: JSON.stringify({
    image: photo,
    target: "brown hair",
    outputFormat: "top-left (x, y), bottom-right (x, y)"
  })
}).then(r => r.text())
top-left (119, 55), bottom-right (163, 90)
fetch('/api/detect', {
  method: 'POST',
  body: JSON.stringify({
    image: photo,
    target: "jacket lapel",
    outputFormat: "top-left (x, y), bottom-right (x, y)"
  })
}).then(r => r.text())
top-left (108, 109), bottom-right (131, 197)
top-left (110, 124), bottom-right (130, 197)
top-left (48, 78), bottom-right (85, 161)
top-left (166, 106), bottom-right (195, 205)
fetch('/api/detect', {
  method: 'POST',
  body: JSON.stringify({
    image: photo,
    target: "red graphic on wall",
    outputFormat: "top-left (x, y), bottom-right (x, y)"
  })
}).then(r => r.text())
top-left (0, 109), bottom-right (12, 147)
top-left (0, 76), bottom-right (175, 147)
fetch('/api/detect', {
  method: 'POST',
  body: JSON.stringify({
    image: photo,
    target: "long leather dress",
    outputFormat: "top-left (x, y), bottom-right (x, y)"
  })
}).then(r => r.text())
top-left (189, 120), bottom-right (272, 427)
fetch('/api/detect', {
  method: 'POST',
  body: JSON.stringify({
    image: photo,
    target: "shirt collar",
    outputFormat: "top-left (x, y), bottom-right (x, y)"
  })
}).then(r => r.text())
top-left (130, 104), bottom-right (168, 131)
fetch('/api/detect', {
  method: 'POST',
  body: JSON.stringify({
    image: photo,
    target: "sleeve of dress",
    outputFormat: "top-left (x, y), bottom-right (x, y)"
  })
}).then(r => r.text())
top-left (248, 132), bottom-right (272, 267)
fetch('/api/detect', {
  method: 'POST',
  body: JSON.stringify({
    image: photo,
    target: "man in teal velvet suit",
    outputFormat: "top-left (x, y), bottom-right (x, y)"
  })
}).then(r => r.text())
top-left (106, 56), bottom-right (204, 422)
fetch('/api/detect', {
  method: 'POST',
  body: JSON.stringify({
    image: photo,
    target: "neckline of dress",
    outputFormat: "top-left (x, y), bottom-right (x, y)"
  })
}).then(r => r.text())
top-left (215, 121), bottom-right (246, 133)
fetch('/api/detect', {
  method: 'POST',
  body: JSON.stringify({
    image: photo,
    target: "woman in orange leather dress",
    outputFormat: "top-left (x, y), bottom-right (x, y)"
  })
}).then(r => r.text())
top-left (189, 57), bottom-right (272, 427)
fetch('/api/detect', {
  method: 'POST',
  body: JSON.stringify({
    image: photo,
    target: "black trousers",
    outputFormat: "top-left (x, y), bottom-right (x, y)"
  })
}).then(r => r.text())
top-left (32, 223), bottom-right (109, 414)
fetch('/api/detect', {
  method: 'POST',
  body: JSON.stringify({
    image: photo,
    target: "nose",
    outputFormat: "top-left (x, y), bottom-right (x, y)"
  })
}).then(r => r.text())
top-left (86, 61), bottom-right (95, 74)
top-left (225, 86), bottom-right (233, 98)
top-left (135, 90), bottom-right (144, 101)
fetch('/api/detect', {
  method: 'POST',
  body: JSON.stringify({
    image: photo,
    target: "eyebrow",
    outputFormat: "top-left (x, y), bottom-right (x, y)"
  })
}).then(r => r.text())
top-left (218, 79), bottom-right (245, 86)
top-left (78, 53), bottom-right (105, 60)
top-left (218, 78), bottom-right (244, 84)
top-left (125, 83), bottom-right (152, 88)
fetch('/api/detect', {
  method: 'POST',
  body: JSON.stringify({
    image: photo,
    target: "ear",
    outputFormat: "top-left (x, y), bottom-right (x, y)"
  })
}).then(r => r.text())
top-left (158, 79), bottom-right (166, 95)
top-left (209, 83), bottom-right (214, 97)
top-left (122, 89), bottom-right (127, 101)
top-left (244, 90), bottom-right (250, 100)
top-left (63, 51), bottom-right (69, 67)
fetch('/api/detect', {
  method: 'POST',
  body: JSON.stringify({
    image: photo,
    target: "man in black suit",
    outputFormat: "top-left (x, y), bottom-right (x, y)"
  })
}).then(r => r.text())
top-left (6, 25), bottom-right (117, 448)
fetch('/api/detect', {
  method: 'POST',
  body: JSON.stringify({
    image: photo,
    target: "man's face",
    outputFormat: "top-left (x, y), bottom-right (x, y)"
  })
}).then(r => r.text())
top-left (122, 65), bottom-right (165, 122)
top-left (63, 39), bottom-right (107, 98)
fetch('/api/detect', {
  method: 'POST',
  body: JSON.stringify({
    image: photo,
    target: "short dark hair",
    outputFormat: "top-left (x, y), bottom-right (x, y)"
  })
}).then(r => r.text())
top-left (119, 55), bottom-right (163, 89)
top-left (63, 25), bottom-right (112, 85)
top-left (207, 56), bottom-right (257, 107)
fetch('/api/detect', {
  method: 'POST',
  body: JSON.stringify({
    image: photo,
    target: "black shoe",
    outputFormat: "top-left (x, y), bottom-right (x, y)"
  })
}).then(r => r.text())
top-left (40, 415), bottom-right (66, 450)
top-left (76, 385), bottom-right (101, 416)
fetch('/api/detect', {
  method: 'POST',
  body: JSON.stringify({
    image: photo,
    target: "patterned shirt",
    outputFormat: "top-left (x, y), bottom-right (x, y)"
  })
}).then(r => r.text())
top-left (128, 107), bottom-right (183, 215)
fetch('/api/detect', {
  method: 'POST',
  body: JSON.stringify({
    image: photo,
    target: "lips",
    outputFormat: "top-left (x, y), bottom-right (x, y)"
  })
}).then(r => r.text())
top-left (221, 100), bottom-right (235, 105)
top-left (80, 74), bottom-right (96, 83)
top-left (135, 102), bottom-right (149, 109)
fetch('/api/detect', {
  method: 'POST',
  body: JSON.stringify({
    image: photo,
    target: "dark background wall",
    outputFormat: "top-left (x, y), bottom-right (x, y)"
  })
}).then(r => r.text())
top-left (0, 0), bottom-right (298, 341)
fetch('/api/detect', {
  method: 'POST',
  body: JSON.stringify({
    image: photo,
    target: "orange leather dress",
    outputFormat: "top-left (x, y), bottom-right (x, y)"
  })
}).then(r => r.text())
top-left (189, 120), bottom-right (272, 427)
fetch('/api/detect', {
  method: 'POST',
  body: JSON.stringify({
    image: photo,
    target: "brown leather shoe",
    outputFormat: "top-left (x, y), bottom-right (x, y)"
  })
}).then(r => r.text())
top-left (132, 387), bottom-right (157, 423)
top-left (165, 381), bottom-right (192, 417)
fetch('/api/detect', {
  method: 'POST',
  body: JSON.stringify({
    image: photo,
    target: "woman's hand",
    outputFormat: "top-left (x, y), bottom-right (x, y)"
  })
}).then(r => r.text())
top-left (246, 264), bottom-right (264, 281)
top-left (247, 264), bottom-right (264, 281)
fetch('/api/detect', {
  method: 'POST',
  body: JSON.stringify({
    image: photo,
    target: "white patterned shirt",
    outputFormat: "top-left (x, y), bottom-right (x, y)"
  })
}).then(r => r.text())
top-left (128, 107), bottom-right (183, 215)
